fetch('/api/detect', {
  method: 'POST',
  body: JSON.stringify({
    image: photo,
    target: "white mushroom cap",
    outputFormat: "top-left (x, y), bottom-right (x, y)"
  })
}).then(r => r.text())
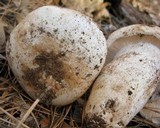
top-left (106, 24), bottom-right (160, 63)
top-left (6, 6), bottom-right (107, 106)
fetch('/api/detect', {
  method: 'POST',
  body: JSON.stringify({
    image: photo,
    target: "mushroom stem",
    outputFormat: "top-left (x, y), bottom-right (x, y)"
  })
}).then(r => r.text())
top-left (84, 42), bottom-right (160, 127)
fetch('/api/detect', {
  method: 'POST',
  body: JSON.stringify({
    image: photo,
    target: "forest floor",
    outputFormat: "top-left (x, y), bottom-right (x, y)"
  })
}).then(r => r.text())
top-left (0, 0), bottom-right (160, 128)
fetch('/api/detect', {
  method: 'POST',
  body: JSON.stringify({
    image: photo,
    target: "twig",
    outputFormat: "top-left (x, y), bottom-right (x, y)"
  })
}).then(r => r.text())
top-left (16, 98), bottom-right (40, 128)
top-left (31, 112), bottom-right (40, 128)
top-left (54, 105), bottom-right (72, 128)
top-left (0, 107), bottom-right (29, 128)
top-left (19, 94), bottom-right (40, 128)
top-left (0, 117), bottom-right (15, 126)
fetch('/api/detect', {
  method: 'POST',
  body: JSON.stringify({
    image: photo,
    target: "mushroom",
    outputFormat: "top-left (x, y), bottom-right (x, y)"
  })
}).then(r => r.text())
top-left (6, 6), bottom-right (107, 106)
top-left (106, 24), bottom-right (160, 64)
top-left (84, 25), bottom-right (160, 127)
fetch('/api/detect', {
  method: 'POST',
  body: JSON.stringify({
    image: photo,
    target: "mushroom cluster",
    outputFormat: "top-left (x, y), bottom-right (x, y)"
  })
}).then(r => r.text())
top-left (6, 5), bottom-right (160, 127)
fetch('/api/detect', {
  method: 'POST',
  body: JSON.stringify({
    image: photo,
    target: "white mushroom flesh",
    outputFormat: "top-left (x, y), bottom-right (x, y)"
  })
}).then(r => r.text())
top-left (6, 6), bottom-right (107, 106)
top-left (84, 42), bottom-right (160, 128)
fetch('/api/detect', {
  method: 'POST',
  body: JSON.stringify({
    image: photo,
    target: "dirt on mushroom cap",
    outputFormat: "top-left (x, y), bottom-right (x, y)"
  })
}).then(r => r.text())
top-left (7, 6), bottom-right (107, 106)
